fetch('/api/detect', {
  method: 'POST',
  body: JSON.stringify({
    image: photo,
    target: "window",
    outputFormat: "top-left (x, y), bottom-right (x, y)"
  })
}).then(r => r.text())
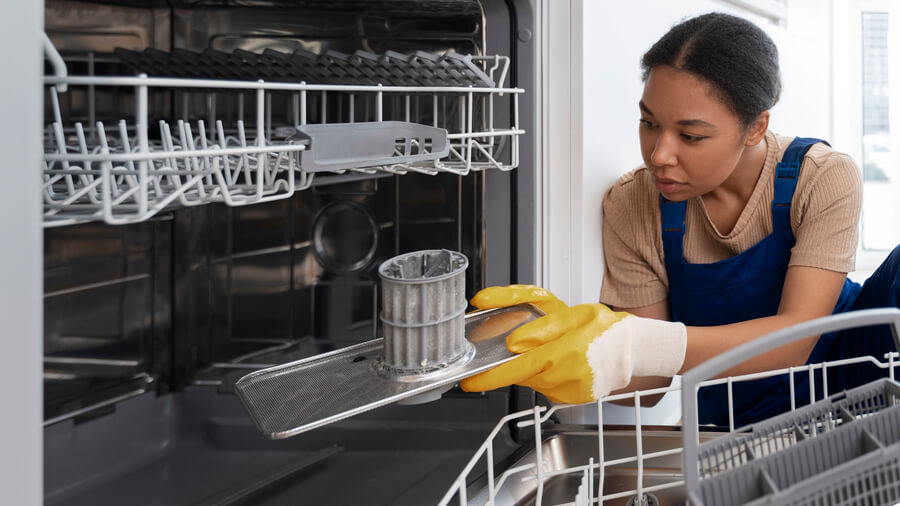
top-left (860, 11), bottom-right (896, 251)
top-left (834, 0), bottom-right (900, 278)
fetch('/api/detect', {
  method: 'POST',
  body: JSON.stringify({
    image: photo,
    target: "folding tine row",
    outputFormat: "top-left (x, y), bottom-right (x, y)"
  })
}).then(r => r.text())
top-left (42, 82), bottom-right (310, 227)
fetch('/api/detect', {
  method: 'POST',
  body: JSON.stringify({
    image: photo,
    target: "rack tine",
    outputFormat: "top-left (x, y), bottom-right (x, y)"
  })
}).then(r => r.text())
top-left (236, 120), bottom-right (252, 185)
top-left (215, 120), bottom-right (236, 187)
top-left (117, 120), bottom-right (139, 188)
top-left (197, 120), bottom-right (215, 188)
top-left (51, 122), bottom-right (76, 196)
top-left (178, 120), bottom-right (205, 203)
top-left (73, 122), bottom-right (102, 204)
top-left (94, 122), bottom-right (114, 207)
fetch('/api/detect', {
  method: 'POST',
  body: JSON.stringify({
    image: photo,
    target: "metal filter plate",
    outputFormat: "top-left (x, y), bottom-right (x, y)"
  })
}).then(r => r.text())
top-left (234, 304), bottom-right (543, 439)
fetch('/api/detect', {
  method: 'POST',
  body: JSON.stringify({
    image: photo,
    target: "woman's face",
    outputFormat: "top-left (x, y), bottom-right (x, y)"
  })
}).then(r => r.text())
top-left (638, 65), bottom-right (752, 201)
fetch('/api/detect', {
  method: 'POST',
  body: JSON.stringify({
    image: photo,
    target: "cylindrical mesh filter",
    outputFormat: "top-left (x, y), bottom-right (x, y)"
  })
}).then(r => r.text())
top-left (378, 249), bottom-right (469, 373)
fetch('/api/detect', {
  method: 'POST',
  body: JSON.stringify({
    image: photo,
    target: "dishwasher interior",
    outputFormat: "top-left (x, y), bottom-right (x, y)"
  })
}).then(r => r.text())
top-left (41, 1), bottom-right (538, 504)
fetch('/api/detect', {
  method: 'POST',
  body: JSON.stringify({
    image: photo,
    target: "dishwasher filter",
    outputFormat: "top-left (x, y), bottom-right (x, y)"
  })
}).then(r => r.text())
top-left (377, 249), bottom-right (471, 374)
top-left (235, 249), bottom-right (541, 439)
top-left (235, 304), bottom-right (540, 439)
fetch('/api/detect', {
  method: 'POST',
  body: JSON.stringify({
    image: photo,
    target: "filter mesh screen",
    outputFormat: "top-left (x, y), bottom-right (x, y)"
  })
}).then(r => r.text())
top-left (235, 304), bottom-right (543, 439)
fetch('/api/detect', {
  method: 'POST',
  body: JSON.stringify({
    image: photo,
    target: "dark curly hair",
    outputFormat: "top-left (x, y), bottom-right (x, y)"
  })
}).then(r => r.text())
top-left (641, 12), bottom-right (781, 129)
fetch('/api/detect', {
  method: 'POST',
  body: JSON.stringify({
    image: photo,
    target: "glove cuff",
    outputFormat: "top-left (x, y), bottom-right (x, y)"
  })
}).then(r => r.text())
top-left (628, 316), bottom-right (687, 378)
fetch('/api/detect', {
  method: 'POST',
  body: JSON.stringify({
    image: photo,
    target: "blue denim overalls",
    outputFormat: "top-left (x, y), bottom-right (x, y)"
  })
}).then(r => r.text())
top-left (660, 137), bottom-right (871, 426)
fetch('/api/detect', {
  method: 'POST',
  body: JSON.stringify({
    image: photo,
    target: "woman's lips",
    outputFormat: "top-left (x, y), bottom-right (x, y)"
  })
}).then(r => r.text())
top-left (654, 177), bottom-right (685, 194)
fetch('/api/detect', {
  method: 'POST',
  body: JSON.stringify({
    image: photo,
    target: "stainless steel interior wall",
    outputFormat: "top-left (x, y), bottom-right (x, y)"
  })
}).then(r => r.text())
top-left (44, 220), bottom-right (172, 420)
top-left (44, 158), bottom-right (488, 422)
top-left (41, 0), bottom-right (505, 419)
top-left (173, 173), bottom-right (483, 386)
top-left (39, 2), bottom-right (540, 503)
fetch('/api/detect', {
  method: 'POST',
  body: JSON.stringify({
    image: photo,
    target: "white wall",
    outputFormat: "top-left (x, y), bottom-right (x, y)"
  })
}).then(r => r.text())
top-left (543, 0), bottom-right (835, 424)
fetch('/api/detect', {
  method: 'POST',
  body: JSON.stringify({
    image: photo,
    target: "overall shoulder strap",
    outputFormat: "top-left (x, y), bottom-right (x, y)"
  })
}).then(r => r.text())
top-left (772, 137), bottom-right (830, 237)
top-left (660, 195), bottom-right (687, 264)
top-left (773, 137), bottom-right (830, 207)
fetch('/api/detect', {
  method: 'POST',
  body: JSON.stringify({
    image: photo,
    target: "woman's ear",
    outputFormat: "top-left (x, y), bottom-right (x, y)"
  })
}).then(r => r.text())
top-left (745, 110), bottom-right (770, 146)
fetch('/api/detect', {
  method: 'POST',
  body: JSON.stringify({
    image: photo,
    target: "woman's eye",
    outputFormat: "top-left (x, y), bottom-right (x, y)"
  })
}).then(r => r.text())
top-left (681, 134), bottom-right (707, 142)
top-left (639, 119), bottom-right (655, 128)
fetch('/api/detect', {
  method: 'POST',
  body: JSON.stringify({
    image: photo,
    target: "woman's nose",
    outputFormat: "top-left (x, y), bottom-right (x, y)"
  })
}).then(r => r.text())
top-left (650, 133), bottom-right (678, 168)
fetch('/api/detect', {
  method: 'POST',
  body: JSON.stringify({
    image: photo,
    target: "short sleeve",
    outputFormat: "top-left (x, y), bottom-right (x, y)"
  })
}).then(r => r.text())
top-left (599, 176), bottom-right (668, 309)
top-left (789, 151), bottom-right (862, 273)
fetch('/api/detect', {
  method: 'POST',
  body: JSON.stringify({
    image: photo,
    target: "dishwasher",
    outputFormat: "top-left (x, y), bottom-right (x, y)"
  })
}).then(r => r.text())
top-left (37, 1), bottom-right (538, 504)
top-left (27, 1), bottom-right (900, 505)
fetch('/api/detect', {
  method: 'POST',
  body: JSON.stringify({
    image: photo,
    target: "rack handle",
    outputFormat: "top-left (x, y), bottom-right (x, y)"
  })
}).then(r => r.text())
top-left (681, 307), bottom-right (900, 504)
top-left (43, 33), bottom-right (67, 92)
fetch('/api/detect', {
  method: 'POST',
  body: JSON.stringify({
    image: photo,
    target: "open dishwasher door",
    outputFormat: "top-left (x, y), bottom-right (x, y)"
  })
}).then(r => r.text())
top-left (444, 309), bottom-right (900, 506)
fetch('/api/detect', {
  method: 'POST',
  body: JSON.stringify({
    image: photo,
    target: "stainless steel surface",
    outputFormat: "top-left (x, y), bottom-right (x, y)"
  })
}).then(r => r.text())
top-left (473, 428), bottom-right (726, 506)
top-left (43, 164), bottom-right (486, 419)
top-left (42, 0), bottom-right (497, 425)
top-left (234, 304), bottom-right (542, 438)
top-left (45, 0), bottom-right (170, 53)
top-left (43, 220), bottom-right (171, 421)
top-left (379, 249), bottom-right (469, 372)
top-left (311, 201), bottom-right (378, 274)
top-left (173, 2), bottom-right (483, 57)
top-left (45, 386), bottom-right (517, 506)
top-left (42, 373), bottom-right (153, 427)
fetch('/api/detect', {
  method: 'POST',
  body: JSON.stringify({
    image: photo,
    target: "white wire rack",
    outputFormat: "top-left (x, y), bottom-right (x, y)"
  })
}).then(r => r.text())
top-left (440, 311), bottom-right (900, 506)
top-left (42, 39), bottom-right (523, 227)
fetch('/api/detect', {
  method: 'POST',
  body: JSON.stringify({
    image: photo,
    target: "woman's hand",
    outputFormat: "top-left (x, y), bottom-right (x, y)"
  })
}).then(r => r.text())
top-left (461, 303), bottom-right (687, 404)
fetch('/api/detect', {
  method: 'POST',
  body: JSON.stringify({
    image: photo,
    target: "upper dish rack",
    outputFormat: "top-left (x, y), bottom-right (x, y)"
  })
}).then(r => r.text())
top-left (42, 34), bottom-right (524, 227)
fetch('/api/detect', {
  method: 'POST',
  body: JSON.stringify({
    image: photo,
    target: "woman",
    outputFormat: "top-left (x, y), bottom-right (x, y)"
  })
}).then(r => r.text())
top-left (461, 12), bottom-right (900, 426)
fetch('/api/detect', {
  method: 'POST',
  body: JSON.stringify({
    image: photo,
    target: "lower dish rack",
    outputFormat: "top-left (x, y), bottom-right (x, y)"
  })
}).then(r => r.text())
top-left (440, 307), bottom-right (900, 506)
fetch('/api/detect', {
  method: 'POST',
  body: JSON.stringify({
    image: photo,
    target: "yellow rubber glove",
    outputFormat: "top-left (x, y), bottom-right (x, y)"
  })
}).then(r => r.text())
top-left (461, 303), bottom-right (687, 404)
top-left (471, 284), bottom-right (568, 315)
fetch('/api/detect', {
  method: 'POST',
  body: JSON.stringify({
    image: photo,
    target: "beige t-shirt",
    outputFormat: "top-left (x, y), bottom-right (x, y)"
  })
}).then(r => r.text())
top-left (599, 130), bottom-right (862, 309)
